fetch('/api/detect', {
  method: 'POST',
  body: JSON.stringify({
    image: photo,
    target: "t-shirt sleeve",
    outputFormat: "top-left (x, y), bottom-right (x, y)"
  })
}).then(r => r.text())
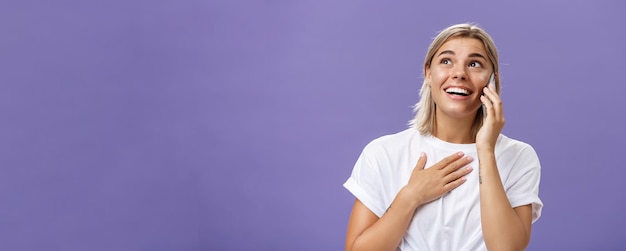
top-left (505, 145), bottom-right (543, 223)
top-left (343, 143), bottom-right (387, 217)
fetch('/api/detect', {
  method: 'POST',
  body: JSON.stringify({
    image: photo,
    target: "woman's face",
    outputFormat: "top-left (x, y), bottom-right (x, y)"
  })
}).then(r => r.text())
top-left (426, 36), bottom-right (494, 120)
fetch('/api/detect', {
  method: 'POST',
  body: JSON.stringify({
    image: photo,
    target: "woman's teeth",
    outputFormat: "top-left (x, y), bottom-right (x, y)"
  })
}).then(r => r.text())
top-left (445, 87), bottom-right (469, 96)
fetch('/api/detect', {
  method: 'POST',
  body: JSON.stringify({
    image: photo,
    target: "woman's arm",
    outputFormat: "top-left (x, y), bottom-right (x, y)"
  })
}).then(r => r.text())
top-left (478, 151), bottom-right (533, 251)
top-left (345, 152), bottom-right (473, 251)
top-left (345, 194), bottom-right (419, 251)
top-left (477, 84), bottom-right (533, 251)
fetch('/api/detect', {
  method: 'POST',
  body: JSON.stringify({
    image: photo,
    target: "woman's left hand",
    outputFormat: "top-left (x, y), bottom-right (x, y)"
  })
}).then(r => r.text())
top-left (476, 82), bottom-right (505, 152)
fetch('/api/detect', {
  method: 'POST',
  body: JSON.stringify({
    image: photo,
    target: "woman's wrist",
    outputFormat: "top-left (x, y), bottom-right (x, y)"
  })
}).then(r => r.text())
top-left (397, 186), bottom-right (424, 209)
top-left (476, 143), bottom-right (495, 154)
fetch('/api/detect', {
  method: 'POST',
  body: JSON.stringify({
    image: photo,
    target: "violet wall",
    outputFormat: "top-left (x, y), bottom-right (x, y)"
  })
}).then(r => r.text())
top-left (1, 0), bottom-right (625, 250)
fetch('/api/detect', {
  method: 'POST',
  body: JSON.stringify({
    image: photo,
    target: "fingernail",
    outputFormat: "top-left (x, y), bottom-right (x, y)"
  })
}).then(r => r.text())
top-left (457, 151), bottom-right (464, 156)
top-left (419, 152), bottom-right (425, 157)
top-left (467, 166), bottom-right (473, 171)
top-left (466, 156), bottom-right (474, 161)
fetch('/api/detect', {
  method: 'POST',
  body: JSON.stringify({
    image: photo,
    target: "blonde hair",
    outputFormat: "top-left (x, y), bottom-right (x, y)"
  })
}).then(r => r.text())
top-left (409, 23), bottom-right (501, 139)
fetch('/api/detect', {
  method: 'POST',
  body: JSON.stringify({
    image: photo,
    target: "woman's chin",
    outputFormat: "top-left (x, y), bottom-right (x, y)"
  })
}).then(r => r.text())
top-left (437, 107), bottom-right (479, 119)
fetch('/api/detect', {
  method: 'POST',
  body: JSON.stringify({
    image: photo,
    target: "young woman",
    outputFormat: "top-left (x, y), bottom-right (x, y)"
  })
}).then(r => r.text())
top-left (343, 23), bottom-right (543, 251)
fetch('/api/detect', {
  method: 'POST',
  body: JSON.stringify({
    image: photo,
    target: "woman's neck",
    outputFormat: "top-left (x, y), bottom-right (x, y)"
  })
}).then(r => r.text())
top-left (432, 111), bottom-right (476, 144)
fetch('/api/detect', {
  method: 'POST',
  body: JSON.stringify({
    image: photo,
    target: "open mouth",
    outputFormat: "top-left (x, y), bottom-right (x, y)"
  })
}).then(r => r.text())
top-left (445, 87), bottom-right (472, 97)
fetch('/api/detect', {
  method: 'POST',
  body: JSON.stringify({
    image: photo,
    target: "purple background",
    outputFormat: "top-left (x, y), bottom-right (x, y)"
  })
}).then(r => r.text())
top-left (1, 0), bottom-right (625, 250)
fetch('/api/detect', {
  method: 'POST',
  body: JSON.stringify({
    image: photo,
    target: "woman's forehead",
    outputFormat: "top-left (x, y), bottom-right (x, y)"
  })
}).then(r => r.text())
top-left (436, 37), bottom-right (487, 56)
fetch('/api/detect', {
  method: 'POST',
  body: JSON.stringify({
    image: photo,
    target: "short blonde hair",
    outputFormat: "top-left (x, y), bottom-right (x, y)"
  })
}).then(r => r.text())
top-left (409, 23), bottom-right (501, 139)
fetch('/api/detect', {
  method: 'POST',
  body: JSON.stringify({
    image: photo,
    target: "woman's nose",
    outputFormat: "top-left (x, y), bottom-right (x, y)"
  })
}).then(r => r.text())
top-left (452, 66), bottom-right (467, 80)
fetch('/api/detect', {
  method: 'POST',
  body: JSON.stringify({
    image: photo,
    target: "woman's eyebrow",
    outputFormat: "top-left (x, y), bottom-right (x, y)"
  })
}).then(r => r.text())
top-left (437, 51), bottom-right (486, 60)
top-left (468, 53), bottom-right (487, 60)
top-left (437, 50), bottom-right (454, 56)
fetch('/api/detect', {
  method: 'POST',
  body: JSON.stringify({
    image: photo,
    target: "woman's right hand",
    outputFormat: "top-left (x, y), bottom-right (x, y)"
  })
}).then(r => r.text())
top-left (400, 152), bottom-right (474, 206)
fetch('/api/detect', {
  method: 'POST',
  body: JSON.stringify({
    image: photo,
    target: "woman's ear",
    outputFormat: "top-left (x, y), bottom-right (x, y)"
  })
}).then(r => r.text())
top-left (425, 68), bottom-right (431, 85)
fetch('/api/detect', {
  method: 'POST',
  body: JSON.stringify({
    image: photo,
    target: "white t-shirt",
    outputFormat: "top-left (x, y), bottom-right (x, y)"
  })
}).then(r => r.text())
top-left (344, 128), bottom-right (543, 251)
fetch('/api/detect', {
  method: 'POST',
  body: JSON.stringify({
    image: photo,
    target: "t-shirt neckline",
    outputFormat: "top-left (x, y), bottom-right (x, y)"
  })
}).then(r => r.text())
top-left (424, 134), bottom-right (477, 152)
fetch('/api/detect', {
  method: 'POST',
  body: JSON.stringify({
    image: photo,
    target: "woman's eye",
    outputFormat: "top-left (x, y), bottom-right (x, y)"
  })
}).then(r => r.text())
top-left (441, 59), bottom-right (451, 64)
top-left (469, 61), bottom-right (482, 68)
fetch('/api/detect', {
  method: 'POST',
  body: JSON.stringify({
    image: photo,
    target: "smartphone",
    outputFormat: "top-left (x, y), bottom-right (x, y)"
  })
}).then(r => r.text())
top-left (482, 73), bottom-right (495, 95)
top-left (488, 73), bottom-right (495, 89)
top-left (481, 73), bottom-right (496, 115)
